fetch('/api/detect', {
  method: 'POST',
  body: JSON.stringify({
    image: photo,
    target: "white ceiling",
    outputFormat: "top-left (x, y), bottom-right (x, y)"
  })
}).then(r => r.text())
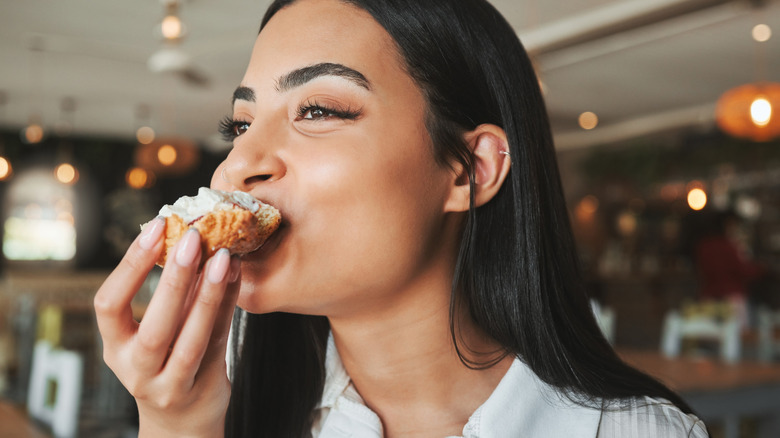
top-left (1, 0), bottom-right (779, 152)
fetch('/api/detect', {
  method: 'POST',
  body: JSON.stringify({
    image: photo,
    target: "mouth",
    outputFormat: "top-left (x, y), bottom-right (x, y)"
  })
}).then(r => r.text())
top-left (245, 219), bottom-right (287, 261)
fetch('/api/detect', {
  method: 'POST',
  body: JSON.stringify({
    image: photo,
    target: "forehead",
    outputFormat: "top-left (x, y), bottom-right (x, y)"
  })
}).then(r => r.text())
top-left (245, 0), bottom-right (406, 88)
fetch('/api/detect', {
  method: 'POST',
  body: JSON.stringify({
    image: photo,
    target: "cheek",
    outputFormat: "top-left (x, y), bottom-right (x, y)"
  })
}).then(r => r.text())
top-left (296, 134), bottom-right (450, 269)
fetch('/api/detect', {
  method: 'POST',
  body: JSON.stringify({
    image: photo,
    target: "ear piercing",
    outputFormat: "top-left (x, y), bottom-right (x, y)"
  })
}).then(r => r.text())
top-left (499, 151), bottom-right (510, 157)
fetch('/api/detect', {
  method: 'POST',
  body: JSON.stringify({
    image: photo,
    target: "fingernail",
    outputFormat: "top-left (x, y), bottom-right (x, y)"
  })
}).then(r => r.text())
top-left (207, 249), bottom-right (230, 284)
top-left (139, 216), bottom-right (165, 250)
top-left (229, 256), bottom-right (241, 283)
top-left (176, 228), bottom-right (201, 267)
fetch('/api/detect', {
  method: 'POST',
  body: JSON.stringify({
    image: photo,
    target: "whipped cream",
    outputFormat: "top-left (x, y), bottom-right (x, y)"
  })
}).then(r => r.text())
top-left (158, 187), bottom-right (261, 224)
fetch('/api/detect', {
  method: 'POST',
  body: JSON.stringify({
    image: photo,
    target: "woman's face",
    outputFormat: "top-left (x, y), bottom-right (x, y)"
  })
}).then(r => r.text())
top-left (211, 0), bottom-right (460, 317)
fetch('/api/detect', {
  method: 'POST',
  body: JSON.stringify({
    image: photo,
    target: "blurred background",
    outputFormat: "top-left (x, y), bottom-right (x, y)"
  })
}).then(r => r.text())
top-left (1, 0), bottom-right (779, 437)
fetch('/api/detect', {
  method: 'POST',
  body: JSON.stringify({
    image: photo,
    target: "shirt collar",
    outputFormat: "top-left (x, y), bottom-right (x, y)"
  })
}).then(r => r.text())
top-left (318, 335), bottom-right (602, 438)
top-left (462, 358), bottom-right (602, 438)
top-left (318, 334), bottom-right (352, 409)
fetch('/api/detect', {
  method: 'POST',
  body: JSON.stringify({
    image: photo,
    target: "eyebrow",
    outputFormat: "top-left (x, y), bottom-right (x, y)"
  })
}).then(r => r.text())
top-left (276, 62), bottom-right (370, 92)
top-left (231, 62), bottom-right (371, 105)
top-left (232, 86), bottom-right (256, 105)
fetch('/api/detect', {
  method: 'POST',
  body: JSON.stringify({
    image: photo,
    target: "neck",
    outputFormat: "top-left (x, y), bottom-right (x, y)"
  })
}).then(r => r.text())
top-left (328, 280), bottom-right (512, 437)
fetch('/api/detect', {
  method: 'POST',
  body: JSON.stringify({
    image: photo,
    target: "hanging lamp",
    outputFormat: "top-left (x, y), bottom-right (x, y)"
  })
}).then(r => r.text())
top-left (715, 82), bottom-right (780, 142)
top-left (715, 17), bottom-right (780, 142)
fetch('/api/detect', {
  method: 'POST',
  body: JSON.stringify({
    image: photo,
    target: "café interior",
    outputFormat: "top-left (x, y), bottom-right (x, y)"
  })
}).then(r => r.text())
top-left (1, 0), bottom-right (780, 437)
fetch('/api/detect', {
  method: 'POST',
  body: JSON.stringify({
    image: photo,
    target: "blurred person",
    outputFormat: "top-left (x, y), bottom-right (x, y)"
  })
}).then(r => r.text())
top-left (694, 210), bottom-right (766, 328)
top-left (94, 0), bottom-right (709, 436)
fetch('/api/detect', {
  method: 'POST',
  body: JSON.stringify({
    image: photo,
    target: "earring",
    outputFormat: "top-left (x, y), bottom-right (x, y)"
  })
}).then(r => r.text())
top-left (499, 151), bottom-right (510, 157)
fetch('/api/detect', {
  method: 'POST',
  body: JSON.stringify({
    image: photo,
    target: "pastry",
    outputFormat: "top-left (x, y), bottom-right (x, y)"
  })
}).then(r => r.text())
top-left (147, 187), bottom-right (281, 267)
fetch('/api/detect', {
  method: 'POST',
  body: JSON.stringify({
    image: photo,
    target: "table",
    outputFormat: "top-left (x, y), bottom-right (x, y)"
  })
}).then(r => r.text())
top-left (619, 349), bottom-right (780, 438)
top-left (0, 399), bottom-right (50, 438)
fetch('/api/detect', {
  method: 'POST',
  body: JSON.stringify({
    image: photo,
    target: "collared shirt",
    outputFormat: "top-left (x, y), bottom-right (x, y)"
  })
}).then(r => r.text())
top-left (312, 337), bottom-right (708, 438)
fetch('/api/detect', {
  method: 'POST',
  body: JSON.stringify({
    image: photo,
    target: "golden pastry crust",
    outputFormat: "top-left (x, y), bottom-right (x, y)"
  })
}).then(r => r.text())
top-left (156, 204), bottom-right (281, 267)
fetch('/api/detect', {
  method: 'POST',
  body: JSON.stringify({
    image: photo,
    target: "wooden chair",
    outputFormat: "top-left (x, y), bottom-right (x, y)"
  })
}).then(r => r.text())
top-left (27, 340), bottom-right (84, 438)
top-left (758, 307), bottom-right (780, 362)
top-left (660, 308), bottom-right (741, 363)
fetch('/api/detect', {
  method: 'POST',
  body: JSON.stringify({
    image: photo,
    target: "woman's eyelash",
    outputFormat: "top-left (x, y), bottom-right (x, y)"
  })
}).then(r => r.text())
top-left (296, 101), bottom-right (362, 121)
top-left (218, 116), bottom-right (250, 141)
top-left (218, 102), bottom-right (362, 141)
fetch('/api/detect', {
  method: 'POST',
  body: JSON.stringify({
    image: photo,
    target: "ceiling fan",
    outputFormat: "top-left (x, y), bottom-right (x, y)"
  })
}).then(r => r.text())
top-left (147, 0), bottom-right (210, 88)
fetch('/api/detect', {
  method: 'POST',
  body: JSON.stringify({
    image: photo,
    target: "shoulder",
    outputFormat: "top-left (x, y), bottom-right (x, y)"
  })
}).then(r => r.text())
top-left (597, 396), bottom-right (708, 438)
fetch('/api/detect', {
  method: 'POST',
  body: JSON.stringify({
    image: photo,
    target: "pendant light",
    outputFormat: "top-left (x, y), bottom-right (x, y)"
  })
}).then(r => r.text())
top-left (715, 18), bottom-right (780, 142)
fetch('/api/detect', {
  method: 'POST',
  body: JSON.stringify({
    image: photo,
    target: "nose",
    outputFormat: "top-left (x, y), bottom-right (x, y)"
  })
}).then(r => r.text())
top-left (211, 129), bottom-right (286, 192)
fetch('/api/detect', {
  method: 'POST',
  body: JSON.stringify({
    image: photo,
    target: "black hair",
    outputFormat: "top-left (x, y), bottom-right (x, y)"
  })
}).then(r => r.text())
top-left (226, 0), bottom-right (702, 436)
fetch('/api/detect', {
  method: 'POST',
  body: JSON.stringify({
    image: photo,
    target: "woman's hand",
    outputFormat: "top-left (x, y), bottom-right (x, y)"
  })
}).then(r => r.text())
top-left (94, 217), bottom-right (241, 438)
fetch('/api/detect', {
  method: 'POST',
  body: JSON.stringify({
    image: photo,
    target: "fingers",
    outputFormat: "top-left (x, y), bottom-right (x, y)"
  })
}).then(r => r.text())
top-left (134, 228), bottom-right (203, 373)
top-left (95, 216), bottom-right (166, 344)
top-left (164, 251), bottom-right (241, 387)
top-left (202, 256), bottom-right (242, 369)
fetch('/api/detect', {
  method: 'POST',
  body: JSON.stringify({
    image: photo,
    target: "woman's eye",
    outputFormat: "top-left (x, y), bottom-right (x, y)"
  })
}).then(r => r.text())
top-left (232, 122), bottom-right (250, 136)
top-left (302, 107), bottom-right (331, 120)
top-left (218, 117), bottom-right (251, 141)
top-left (296, 104), bottom-right (361, 122)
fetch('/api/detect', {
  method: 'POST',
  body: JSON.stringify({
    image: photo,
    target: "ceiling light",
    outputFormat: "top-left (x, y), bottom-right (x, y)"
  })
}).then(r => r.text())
top-left (578, 111), bottom-right (598, 130)
top-left (750, 97), bottom-right (771, 126)
top-left (716, 82), bottom-right (780, 141)
top-left (161, 15), bottom-right (183, 40)
top-left (752, 24), bottom-right (772, 42)
top-left (160, 2), bottom-right (186, 40)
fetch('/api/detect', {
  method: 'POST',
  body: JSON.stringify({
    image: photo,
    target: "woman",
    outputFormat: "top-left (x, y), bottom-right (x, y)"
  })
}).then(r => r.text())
top-left (94, 0), bottom-right (709, 436)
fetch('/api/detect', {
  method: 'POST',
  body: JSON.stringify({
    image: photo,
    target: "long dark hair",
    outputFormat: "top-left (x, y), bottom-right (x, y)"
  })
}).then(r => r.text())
top-left (227, 0), bottom-right (697, 436)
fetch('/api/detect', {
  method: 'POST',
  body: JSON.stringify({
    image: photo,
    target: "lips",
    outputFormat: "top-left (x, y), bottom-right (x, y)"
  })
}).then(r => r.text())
top-left (244, 219), bottom-right (287, 261)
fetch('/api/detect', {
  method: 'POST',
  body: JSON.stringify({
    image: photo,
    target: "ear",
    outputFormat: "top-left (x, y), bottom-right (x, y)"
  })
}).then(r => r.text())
top-left (444, 124), bottom-right (511, 212)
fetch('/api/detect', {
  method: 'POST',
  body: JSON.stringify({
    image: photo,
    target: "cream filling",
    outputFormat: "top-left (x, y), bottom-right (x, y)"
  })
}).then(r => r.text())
top-left (158, 187), bottom-right (261, 224)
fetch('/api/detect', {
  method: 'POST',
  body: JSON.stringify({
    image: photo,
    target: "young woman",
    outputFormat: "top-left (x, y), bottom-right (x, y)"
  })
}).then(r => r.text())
top-left (94, 0), bottom-right (710, 436)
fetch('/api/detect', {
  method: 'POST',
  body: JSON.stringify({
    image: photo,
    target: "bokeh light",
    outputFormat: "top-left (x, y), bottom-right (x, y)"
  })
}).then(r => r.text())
top-left (23, 123), bottom-right (44, 144)
top-left (136, 126), bottom-right (155, 144)
top-left (578, 111), bottom-right (598, 130)
top-left (753, 24), bottom-right (772, 42)
top-left (0, 157), bottom-right (12, 180)
top-left (750, 97), bottom-right (772, 126)
top-left (157, 144), bottom-right (177, 166)
top-left (161, 15), bottom-right (183, 39)
top-left (55, 163), bottom-right (79, 185)
top-left (126, 167), bottom-right (155, 189)
top-left (575, 195), bottom-right (599, 223)
top-left (687, 188), bottom-right (707, 211)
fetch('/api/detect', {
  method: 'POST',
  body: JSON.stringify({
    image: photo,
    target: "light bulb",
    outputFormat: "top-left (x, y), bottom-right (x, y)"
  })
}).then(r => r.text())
top-left (157, 144), bottom-right (177, 166)
top-left (55, 163), bottom-right (79, 185)
top-left (578, 111), bottom-right (598, 130)
top-left (23, 123), bottom-right (44, 144)
top-left (753, 24), bottom-right (772, 42)
top-left (0, 157), bottom-right (11, 180)
top-left (750, 97), bottom-right (772, 127)
top-left (125, 167), bottom-right (149, 189)
top-left (687, 188), bottom-right (707, 211)
top-left (136, 126), bottom-right (155, 144)
top-left (161, 15), bottom-right (183, 40)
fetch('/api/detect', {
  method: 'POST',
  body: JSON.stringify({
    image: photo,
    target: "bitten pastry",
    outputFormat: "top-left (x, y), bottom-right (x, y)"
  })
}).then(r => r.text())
top-left (148, 187), bottom-right (281, 267)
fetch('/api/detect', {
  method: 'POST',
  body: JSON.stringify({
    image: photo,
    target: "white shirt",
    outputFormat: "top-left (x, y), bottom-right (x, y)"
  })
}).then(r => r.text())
top-left (312, 337), bottom-right (708, 438)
